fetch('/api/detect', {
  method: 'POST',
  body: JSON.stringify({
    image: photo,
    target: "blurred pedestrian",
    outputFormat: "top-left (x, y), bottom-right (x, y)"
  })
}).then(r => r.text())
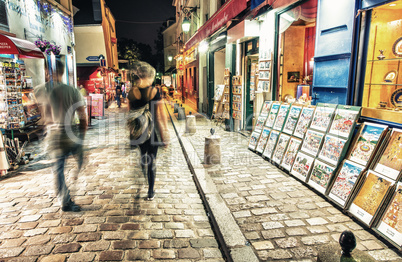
top-left (79, 84), bottom-right (87, 97)
top-left (34, 59), bottom-right (87, 212)
top-left (116, 84), bottom-right (122, 108)
top-left (127, 61), bottom-right (169, 200)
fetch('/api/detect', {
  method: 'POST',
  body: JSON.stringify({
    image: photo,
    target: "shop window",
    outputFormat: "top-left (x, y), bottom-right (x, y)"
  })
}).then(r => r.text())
top-left (277, 0), bottom-right (317, 102)
top-left (362, 1), bottom-right (402, 109)
top-left (0, 1), bottom-right (9, 32)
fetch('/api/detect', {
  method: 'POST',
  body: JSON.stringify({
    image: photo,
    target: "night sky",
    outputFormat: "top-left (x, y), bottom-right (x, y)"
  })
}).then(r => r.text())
top-left (104, 0), bottom-right (176, 51)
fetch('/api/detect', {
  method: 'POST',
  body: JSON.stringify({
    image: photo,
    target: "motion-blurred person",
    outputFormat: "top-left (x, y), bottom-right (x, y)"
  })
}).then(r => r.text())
top-left (79, 84), bottom-right (87, 97)
top-left (34, 59), bottom-right (87, 212)
top-left (116, 83), bottom-right (122, 108)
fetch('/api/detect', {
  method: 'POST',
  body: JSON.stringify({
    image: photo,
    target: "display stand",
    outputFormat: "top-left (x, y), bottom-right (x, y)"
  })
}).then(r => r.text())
top-left (258, 58), bottom-right (271, 92)
top-left (211, 85), bottom-right (224, 121)
top-left (221, 69), bottom-right (231, 122)
top-left (232, 75), bottom-right (242, 121)
top-left (248, 100), bottom-right (272, 151)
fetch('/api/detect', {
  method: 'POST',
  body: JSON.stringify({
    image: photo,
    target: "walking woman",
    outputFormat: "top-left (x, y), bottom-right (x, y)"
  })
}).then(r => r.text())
top-left (127, 61), bottom-right (169, 200)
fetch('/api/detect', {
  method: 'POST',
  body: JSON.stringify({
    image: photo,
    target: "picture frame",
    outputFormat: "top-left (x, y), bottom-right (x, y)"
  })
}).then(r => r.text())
top-left (272, 133), bottom-right (291, 164)
top-left (374, 128), bottom-right (402, 181)
top-left (260, 101), bottom-right (272, 116)
top-left (293, 106), bottom-right (316, 139)
top-left (349, 170), bottom-right (394, 226)
top-left (262, 130), bottom-right (280, 159)
top-left (281, 137), bottom-right (302, 171)
top-left (248, 131), bottom-right (261, 150)
top-left (291, 151), bottom-right (315, 182)
top-left (384, 70), bottom-right (398, 83)
top-left (327, 160), bottom-right (366, 208)
top-left (273, 103), bottom-right (290, 131)
top-left (375, 182), bottom-right (402, 247)
top-left (318, 134), bottom-right (347, 166)
top-left (348, 122), bottom-right (388, 166)
top-left (283, 105), bottom-right (303, 135)
top-left (265, 102), bottom-right (281, 128)
top-left (301, 129), bottom-right (325, 157)
top-left (308, 159), bottom-right (336, 195)
top-left (287, 71), bottom-right (300, 82)
top-left (265, 61), bottom-right (271, 70)
top-left (256, 127), bottom-right (271, 154)
top-left (392, 36), bottom-right (402, 58)
top-left (310, 105), bottom-right (336, 132)
top-left (329, 108), bottom-right (360, 138)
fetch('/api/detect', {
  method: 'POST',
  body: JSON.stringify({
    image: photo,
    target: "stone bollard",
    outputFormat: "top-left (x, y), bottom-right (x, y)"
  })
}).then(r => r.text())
top-left (177, 105), bottom-right (186, 120)
top-left (185, 111), bottom-right (196, 134)
top-left (173, 101), bottom-right (179, 113)
top-left (204, 128), bottom-right (221, 164)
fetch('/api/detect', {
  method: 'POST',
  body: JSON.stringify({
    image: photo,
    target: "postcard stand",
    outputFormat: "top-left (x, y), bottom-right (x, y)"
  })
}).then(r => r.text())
top-left (248, 101), bottom-right (273, 151)
top-left (307, 158), bottom-right (337, 195)
top-left (255, 127), bottom-right (271, 154)
top-left (272, 103), bottom-right (291, 132)
top-left (293, 105), bottom-right (316, 139)
top-left (309, 103), bottom-right (337, 133)
top-left (282, 104), bottom-right (303, 135)
top-left (271, 133), bottom-right (291, 165)
top-left (265, 101), bottom-right (281, 129)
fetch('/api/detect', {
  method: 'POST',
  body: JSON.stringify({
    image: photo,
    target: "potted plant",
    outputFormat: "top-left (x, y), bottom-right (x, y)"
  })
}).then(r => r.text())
top-left (34, 39), bottom-right (50, 52)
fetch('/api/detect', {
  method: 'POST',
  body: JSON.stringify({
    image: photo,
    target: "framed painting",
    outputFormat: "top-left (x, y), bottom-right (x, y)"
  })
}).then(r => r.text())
top-left (265, 102), bottom-right (281, 128)
top-left (349, 170), bottom-right (394, 226)
top-left (272, 133), bottom-right (291, 164)
top-left (255, 116), bottom-right (267, 132)
top-left (329, 108), bottom-right (360, 138)
top-left (260, 101), bottom-right (273, 116)
top-left (262, 130), bottom-right (280, 159)
top-left (318, 134), bottom-right (347, 166)
top-left (283, 105), bottom-right (303, 135)
top-left (376, 182), bottom-right (402, 247)
top-left (300, 129), bottom-right (325, 157)
top-left (308, 159), bottom-right (336, 195)
top-left (348, 123), bottom-right (388, 166)
top-left (273, 103), bottom-right (291, 131)
top-left (328, 160), bottom-right (365, 208)
top-left (248, 131), bottom-right (261, 151)
top-left (256, 127), bottom-right (271, 154)
top-left (293, 106), bottom-right (316, 139)
top-left (374, 128), bottom-right (402, 181)
top-left (281, 137), bottom-right (302, 171)
top-left (291, 151), bottom-right (315, 182)
top-left (310, 105), bottom-right (336, 132)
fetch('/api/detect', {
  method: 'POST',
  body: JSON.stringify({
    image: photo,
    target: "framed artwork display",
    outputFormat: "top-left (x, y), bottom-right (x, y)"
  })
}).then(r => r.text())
top-left (248, 131), bottom-right (261, 150)
top-left (273, 103), bottom-right (291, 131)
top-left (376, 182), bottom-right (402, 247)
top-left (318, 134), bottom-right (347, 166)
top-left (283, 105), bottom-right (303, 135)
top-left (291, 151), bottom-right (315, 182)
top-left (255, 116), bottom-right (267, 131)
top-left (260, 101), bottom-right (273, 116)
top-left (301, 129), bottom-right (325, 157)
top-left (328, 160), bottom-right (365, 207)
top-left (272, 133), bottom-right (291, 164)
top-left (348, 123), bottom-right (388, 166)
top-left (329, 108), bottom-right (360, 138)
top-left (256, 127), bottom-right (271, 154)
top-left (262, 130), bottom-right (280, 159)
top-left (374, 128), bottom-right (402, 181)
top-left (392, 36), bottom-right (402, 58)
top-left (293, 106), bottom-right (315, 139)
top-left (265, 102), bottom-right (281, 128)
top-left (349, 170), bottom-right (394, 226)
top-left (281, 137), bottom-right (302, 171)
top-left (310, 105), bottom-right (336, 132)
top-left (308, 159), bottom-right (336, 195)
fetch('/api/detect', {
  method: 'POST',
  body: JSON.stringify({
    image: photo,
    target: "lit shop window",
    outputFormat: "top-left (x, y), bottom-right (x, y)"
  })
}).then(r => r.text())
top-left (362, 1), bottom-right (402, 109)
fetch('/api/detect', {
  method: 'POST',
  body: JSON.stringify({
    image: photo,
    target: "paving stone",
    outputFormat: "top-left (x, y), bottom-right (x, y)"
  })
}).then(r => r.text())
top-left (275, 237), bottom-right (299, 248)
top-left (261, 229), bottom-right (285, 239)
top-left (151, 215), bottom-right (171, 222)
top-left (251, 207), bottom-right (277, 216)
top-left (190, 238), bottom-right (219, 248)
top-left (252, 240), bottom-right (275, 250)
top-left (360, 240), bottom-right (385, 250)
top-left (73, 224), bottom-right (97, 233)
top-left (23, 228), bottom-right (48, 237)
top-left (24, 235), bottom-right (51, 245)
top-left (40, 254), bottom-right (66, 262)
top-left (48, 227), bottom-right (72, 235)
top-left (175, 229), bottom-right (196, 238)
top-left (52, 234), bottom-right (76, 244)
top-left (326, 223), bottom-right (349, 233)
top-left (203, 248), bottom-right (222, 258)
top-left (99, 251), bottom-right (123, 261)
top-left (164, 222), bottom-right (185, 229)
top-left (128, 231), bottom-right (149, 240)
top-left (53, 243), bottom-right (82, 253)
top-left (301, 235), bottom-right (330, 245)
top-left (0, 238), bottom-right (26, 248)
top-left (18, 215), bottom-right (42, 223)
top-left (306, 217), bottom-right (328, 226)
top-left (291, 247), bottom-right (317, 258)
top-left (286, 227), bottom-right (308, 236)
top-left (139, 240), bottom-right (161, 249)
top-left (63, 218), bottom-right (84, 226)
top-left (38, 220), bottom-right (60, 228)
top-left (178, 248), bottom-right (200, 259)
top-left (153, 249), bottom-right (176, 259)
top-left (0, 247), bottom-right (25, 258)
top-left (262, 222), bottom-right (284, 230)
top-left (99, 224), bottom-right (120, 231)
top-left (245, 232), bottom-right (260, 240)
top-left (163, 240), bottom-right (190, 248)
top-left (112, 240), bottom-right (136, 250)
top-left (0, 230), bottom-right (23, 239)
top-left (150, 230), bottom-right (174, 239)
top-left (107, 216), bottom-right (129, 223)
top-left (68, 252), bottom-right (96, 262)
top-left (284, 220), bottom-right (306, 227)
top-left (127, 250), bottom-right (151, 260)
top-left (16, 222), bottom-right (39, 230)
top-left (85, 217), bottom-right (106, 224)
top-left (76, 232), bottom-right (102, 242)
top-left (266, 249), bottom-right (293, 259)
top-left (306, 226), bottom-right (329, 234)
top-left (233, 210), bottom-right (252, 218)
top-left (23, 244), bottom-right (54, 256)
top-left (368, 249), bottom-right (402, 261)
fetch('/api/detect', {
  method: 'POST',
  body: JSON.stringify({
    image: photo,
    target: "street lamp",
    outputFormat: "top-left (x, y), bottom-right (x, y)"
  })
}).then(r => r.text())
top-left (168, 55), bottom-right (173, 62)
top-left (182, 17), bottom-right (191, 32)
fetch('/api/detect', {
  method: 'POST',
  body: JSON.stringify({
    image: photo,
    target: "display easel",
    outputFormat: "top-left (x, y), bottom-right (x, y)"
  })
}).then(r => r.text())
top-left (215, 69), bottom-right (231, 126)
top-left (232, 75), bottom-right (242, 121)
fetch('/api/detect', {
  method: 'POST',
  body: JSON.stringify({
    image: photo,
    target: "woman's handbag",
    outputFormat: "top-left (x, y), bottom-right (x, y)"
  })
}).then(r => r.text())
top-left (127, 103), bottom-right (153, 145)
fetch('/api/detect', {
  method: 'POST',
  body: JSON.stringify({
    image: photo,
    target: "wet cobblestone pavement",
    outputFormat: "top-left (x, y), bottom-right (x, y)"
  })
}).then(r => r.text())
top-left (0, 104), bottom-right (224, 261)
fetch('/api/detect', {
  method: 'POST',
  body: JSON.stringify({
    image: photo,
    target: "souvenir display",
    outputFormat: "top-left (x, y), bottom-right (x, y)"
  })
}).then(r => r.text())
top-left (272, 133), bottom-right (291, 164)
top-left (281, 137), bottom-right (302, 171)
top-left (265, 102), bottom-right (281, 128)
top-left (283, 105), bottom-right (303, 135)
top-left (349, 170), bottom-right (394, 226)
top-left (293, 106), bottom-right (315, 139)
top-left (248, 131), bottom-right (261, 150)
top-left (318, 134), bottom-right (347, 166)
top-left (291, 151), bottom-right (315, 182)
top-left (328, 160), bottom-right (365, 207)
top-left (376, 182), bottom-right (402, 247)
top-left (310, 105), bottom-right (336, 132)
top-left (391, 88), bottom-right (402, 108)
top-left (260, 101), bottom-right (273, 116)
top-left (300, 129), bottom-right (325, 157)
top-left (262, 130), bottom-right (280, 159)
top-left (329, 107), bottom-right (360, 138)
top-left (255, 116), bottom-right (266, 131)
top-left (256, 127), bottom-right (271, 154)
top-left (308, 159), bottom-right (336, 195)
top-left (374, 129), bottom-right (402, 181)
top-left (392, 36), bottom-right (402, 58)
top-left (348, 123), bottom-right (388, 166)
top-left (273, 103), bottom-right (290, 131)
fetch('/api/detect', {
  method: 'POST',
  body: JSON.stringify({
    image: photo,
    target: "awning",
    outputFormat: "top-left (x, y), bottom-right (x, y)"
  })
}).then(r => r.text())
top-left (0, 34), bottom-right (45, 59)
top-left (165, 66), bottom-right (176, 74)
top-left (250, 0), bottom-right (300, 17)
top-left (184, 0), bottom-right (247, 51)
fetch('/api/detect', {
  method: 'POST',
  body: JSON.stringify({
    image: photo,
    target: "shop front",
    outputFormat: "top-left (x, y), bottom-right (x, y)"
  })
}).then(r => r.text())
top-left (183, 46), bottom-right (199, 110)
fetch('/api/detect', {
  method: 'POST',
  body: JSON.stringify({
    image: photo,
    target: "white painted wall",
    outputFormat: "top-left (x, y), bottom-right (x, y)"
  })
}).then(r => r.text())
top-left (74, 26), bottom-right (107, 65)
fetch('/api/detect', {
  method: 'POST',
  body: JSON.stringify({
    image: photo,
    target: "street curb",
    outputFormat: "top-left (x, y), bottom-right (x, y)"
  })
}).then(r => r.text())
top-left (164, 102), bottom-right (259, 262)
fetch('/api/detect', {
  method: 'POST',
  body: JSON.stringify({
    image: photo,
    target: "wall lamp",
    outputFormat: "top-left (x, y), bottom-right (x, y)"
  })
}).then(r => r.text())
top-left (181, 6), bottom-right (198, 33)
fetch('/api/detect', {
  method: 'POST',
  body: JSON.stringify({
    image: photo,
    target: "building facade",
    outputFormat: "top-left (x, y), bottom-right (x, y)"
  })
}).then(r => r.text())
top-left (162, 20), bottom-right (177, 89)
